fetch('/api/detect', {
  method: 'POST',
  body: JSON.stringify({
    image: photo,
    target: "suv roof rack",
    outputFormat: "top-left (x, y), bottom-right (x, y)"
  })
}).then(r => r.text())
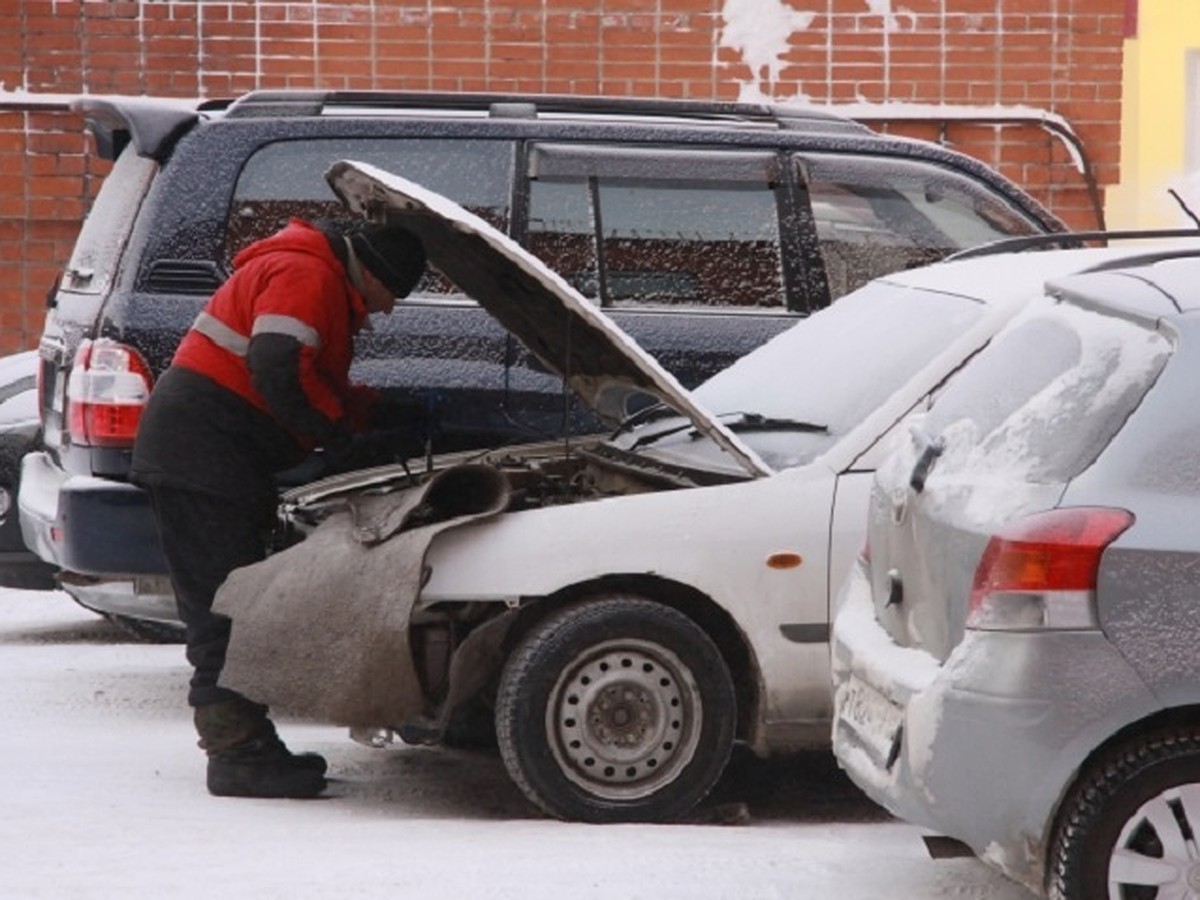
top-left (223, 89), bottom-right (868, 133)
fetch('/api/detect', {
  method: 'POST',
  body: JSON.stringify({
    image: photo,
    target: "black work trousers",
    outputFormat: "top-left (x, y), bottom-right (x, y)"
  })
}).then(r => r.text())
top-left (145, 484), bottom-right (277, 707)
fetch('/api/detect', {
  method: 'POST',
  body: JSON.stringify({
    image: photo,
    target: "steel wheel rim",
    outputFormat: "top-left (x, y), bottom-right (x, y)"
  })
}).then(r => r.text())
top-left (1108, 784), bottom-right (1200, 899)
top-left (545, 637), bottom-right (703, 801)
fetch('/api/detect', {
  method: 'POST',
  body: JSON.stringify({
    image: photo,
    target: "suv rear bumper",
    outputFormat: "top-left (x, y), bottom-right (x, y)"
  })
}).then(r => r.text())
top-left (18, 450), bottom-right (167, 576)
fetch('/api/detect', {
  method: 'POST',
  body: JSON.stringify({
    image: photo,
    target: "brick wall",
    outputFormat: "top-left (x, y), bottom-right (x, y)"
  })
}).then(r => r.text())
top-left (0, 0), bottom-right (1125, 354)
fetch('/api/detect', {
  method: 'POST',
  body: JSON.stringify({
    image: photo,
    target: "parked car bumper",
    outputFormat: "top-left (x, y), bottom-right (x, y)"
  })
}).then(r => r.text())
top-left (0, 468), bottom-right (57, 590)
top-left (829, 557), bottom-right (1159, 894)
top-left (18, 450), bottom-right (167, 576)
top-left (58, 573), bottom-right (179, 623)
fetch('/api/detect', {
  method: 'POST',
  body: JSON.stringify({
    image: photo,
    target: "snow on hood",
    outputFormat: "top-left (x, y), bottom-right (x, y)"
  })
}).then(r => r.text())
top-left (325, 159), bottom-right (771, 478)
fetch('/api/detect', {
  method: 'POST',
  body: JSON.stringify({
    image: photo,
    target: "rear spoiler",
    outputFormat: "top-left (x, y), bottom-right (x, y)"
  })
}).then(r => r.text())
top-left (69, 96), bottom-right (219, 161)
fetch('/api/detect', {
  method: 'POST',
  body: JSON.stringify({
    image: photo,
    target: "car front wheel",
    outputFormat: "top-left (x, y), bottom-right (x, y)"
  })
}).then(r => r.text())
top-left (1048, 725), bottom-right (1200, 900)
top-left (495, 595), bottom-right (736, 823)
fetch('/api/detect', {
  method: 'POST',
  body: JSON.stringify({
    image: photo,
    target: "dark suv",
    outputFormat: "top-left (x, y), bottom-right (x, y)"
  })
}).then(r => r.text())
top-left (17, 90), bottom-right (1065, 637)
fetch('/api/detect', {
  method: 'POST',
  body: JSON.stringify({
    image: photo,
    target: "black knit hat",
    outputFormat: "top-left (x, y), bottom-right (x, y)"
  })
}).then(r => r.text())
top-left (349, 224), bottom-right (426, 298)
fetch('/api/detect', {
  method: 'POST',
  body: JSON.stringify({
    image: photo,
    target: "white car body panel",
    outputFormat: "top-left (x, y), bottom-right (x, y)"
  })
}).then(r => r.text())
top-left (423, 465), bottom-right (836, 736)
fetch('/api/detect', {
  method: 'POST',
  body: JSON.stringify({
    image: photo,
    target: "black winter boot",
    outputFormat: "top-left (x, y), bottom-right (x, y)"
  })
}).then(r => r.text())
top-left (194, 697), bottom-right (328, 799)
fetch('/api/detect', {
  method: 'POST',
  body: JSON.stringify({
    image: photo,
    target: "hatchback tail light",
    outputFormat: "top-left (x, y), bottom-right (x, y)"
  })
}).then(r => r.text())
top-left (967, 507), bottom-right (1134, 631)
top-left (66, 339), bottom-right (153, 447)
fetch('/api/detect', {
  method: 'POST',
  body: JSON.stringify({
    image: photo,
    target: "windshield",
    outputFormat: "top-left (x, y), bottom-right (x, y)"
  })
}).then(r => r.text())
top-left (621, 279), bottom-right (987, 471)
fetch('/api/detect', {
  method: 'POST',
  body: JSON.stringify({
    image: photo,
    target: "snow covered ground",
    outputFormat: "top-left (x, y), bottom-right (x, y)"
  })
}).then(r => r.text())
top-left (0, 588), bottom-right (1036, 899)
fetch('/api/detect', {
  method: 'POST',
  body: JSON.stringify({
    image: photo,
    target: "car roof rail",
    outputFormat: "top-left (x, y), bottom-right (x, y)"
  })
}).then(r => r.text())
top-left (222, 88), bottom-right (867, 132)
top-left (946, 228), bottom-right (1200, 261)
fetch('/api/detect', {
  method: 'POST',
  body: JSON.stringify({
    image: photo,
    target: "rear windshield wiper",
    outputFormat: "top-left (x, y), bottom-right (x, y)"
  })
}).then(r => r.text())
top-left (908, 428), bottom-right (945, 494)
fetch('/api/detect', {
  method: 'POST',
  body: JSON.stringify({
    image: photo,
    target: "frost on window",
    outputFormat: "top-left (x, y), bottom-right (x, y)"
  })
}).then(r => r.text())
top-left (528, 177), bottom-right (785, 311)
top-left (65, 147), bottom-right (157, 296)
top-left (799, 153), bottom-right (1043, 300)
top-left (526, 179), bottom-right (598, 303)
top-left (926, 299), bottom-right (1170, 485)
top-left (230, 138), bottom-right (516, 296)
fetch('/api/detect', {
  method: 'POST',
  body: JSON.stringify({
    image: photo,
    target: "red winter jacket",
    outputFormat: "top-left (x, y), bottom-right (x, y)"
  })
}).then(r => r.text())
top-left (173, 219), bottom-right (372, 444)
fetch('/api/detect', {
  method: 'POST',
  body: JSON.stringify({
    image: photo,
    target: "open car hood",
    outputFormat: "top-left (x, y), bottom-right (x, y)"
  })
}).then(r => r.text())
top-left (326, 160), bottom-right (771, 478)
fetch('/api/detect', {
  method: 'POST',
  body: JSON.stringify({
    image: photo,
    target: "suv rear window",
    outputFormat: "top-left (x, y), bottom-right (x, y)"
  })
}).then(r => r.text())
top-left (924, 298), bottom-right (1170, 483)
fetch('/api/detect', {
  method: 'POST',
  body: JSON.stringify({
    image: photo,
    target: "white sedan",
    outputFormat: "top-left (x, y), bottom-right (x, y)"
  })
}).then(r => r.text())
top-left (214, 160), bottom-right (1182, 824)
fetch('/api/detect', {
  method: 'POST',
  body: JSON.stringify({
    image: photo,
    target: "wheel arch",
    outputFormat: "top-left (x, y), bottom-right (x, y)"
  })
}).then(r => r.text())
top-left (504, 574), bottom-right (762, 745)
top-left (1043, 704), bottom-right (1200, 898)
top-left (1043, 704), bottom-right (1200, 881)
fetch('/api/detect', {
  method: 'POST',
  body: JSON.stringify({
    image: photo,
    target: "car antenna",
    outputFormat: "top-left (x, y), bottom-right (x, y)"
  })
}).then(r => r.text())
top-left (559, 317), bottom-right (573, 457)
top-left (1167, 188), bottom-right (1200, 229)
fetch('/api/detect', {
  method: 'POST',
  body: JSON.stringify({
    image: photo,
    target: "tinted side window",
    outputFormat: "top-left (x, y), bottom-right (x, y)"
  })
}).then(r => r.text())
top-left (526, 144), bottom-right (786, 310)
top-left (797, 154), bottom-right (1043, 300)
top-left (231, 138), bottom-right (515, 296)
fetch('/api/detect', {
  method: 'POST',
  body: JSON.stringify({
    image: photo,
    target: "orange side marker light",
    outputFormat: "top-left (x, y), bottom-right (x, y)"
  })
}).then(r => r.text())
top-left (766, 551), bottom-right (803, 570)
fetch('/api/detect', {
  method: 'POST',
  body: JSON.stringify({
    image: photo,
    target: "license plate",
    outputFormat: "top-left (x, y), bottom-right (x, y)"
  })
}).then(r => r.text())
top-left (836, 674), bottom-right (905, 769)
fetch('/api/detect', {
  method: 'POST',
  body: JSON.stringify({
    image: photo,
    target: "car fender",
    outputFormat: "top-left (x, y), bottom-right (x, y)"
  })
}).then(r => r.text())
top-left (421, 465), bottom-right (839, 731)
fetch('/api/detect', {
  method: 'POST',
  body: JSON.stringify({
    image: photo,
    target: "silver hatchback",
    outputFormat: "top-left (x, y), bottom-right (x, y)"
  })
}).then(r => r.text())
top-left (831, 246), bottom-right (1200, 898)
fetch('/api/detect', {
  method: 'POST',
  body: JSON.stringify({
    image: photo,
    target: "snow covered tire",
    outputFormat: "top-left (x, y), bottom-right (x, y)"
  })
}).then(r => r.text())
top-left (495, 595), bottom-right (736, 823)
top-left (1048, 725), bottom-right (1200, 900)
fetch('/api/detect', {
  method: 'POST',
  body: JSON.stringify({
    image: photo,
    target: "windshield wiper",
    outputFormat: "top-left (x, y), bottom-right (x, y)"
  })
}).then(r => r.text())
top-left (723, 412), bottom-right (828, 434)
top-left (627, 411), bottom-right (827, 451)
top-left (609, 401), bottom-right (677, 440)
top-left (628, 419), bottom-right (694, 450)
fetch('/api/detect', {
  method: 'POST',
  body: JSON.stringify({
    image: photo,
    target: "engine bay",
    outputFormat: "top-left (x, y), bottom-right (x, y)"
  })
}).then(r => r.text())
top-left (276, 437), bottom-right (701, 545)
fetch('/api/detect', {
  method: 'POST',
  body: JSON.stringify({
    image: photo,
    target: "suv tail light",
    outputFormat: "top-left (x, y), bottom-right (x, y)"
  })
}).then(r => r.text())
top-left (967, 507), bottom-right (1134, 631)
top-left (66, 339), bottom-right (153, 448)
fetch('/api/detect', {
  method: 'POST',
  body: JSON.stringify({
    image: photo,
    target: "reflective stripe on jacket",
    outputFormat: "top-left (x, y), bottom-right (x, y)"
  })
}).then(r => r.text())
top-left (171, 219), bottom-right (369, 440)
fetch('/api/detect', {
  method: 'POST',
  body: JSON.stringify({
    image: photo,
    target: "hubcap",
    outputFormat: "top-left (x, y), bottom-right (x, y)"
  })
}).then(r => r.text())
top-left (1109, 784), bottom-right (1200, 899)
top-left (546, 638), bottom-right (702, 801)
